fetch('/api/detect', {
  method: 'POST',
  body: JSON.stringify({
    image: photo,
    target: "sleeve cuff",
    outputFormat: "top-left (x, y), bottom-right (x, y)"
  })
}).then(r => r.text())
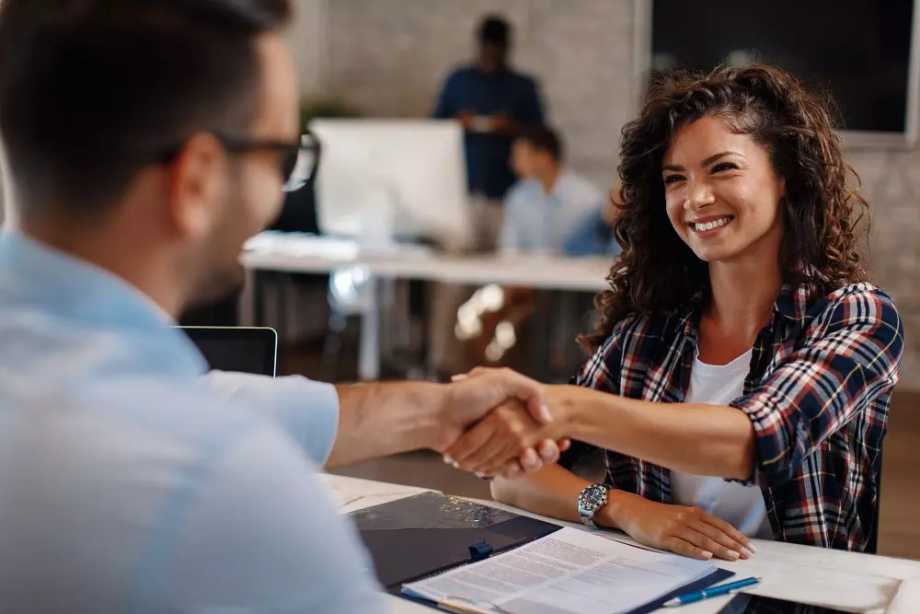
top-left (728, 393), bottom-right (791, 489)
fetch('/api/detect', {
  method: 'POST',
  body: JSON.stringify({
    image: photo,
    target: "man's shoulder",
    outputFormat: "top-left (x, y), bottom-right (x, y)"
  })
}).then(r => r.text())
top-left (445, 64), bottom-right (477, 82)
top-left (507, 67), bottom-right (539, 87)
top-left (507, 177), bottom-right (541, 197)
top-left (504, 178), bottom-right (543, 209)
top-left (73, 375), bottom-right (270, 447)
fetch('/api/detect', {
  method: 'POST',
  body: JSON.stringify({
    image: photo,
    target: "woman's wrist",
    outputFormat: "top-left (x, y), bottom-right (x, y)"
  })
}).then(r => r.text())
top-left (546, 384), bottom-right (593, 441)
top-left (596, 488), bottom-right (635, 532)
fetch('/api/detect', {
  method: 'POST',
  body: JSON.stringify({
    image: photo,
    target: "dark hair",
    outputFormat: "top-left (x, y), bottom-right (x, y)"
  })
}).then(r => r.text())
top-left (0, 0), bottom-right (291, 219)
top-left (517, 126), bottom-right (564, 162)
top-left (478, 15), bottom-right (510, 46)
top-left (581, 64), bottom-right (869, 351)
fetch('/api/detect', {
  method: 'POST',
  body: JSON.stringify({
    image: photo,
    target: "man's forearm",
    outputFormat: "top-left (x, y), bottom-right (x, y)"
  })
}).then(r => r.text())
top-left (326, 370), bottom-right (554, 473)
top-left (326, 382), bottom-right (450, 468)
top-left (550, 385), bottom-right (756, 480)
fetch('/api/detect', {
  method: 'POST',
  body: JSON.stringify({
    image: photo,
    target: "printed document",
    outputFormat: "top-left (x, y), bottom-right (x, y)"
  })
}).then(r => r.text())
top-left (402, 527), bottom-right (716, 613)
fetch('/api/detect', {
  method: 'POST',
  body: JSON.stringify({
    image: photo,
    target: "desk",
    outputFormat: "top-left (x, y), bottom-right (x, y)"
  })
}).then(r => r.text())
top-left (241, 234), bottom-right (613, 379)
top-left (320, 474), bottom-right (920, 614)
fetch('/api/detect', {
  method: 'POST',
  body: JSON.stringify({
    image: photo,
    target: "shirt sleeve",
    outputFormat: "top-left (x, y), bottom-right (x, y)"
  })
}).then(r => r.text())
top-left (163, 425), bottom-right (385, 613)
top-left (729, 287), bottom-right (903, 488)
top-left (203, 371), bottom-right (339, 466)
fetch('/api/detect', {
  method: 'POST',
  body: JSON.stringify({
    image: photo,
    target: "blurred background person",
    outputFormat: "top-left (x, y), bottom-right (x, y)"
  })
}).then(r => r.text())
top-left (453, 126), bottom-right (616, 380)
top-left (433, 14), bottom-right (544, 251)
top-left (563, 194), bottom-right (624, 258)
top-left (500, 126), bottom-right (608, 255)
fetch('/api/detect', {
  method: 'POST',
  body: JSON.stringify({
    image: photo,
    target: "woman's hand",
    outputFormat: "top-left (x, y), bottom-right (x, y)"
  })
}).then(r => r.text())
top-left (443, 401), bottom-right (570, 478)
top-left (606, 492), bottom-right (754, 561)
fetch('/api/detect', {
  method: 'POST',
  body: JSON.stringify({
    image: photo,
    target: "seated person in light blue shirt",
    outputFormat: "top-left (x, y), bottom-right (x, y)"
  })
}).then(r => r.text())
top-left (563, 197), bottom-right (624, 257)
top-left (0, 2), bottom-right (567, 612)
top-left (499, 126), bottom-right (605, 254)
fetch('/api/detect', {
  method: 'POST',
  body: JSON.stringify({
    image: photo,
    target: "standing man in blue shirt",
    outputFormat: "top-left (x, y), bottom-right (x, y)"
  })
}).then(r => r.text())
top-left (433, 14), bottom-right (545, 250)
top-left (429, 15), bottom-right (545, 376)
top-left (0, 2), bottom-right (565, 612)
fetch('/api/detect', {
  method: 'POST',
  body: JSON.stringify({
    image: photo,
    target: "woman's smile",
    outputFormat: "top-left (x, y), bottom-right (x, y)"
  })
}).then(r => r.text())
top-left (688, 214), bottom-right (735, 236)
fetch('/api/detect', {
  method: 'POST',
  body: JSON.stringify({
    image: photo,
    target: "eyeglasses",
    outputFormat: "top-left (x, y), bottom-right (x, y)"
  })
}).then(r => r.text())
top-left (157, 128), bottom-right (322, 193)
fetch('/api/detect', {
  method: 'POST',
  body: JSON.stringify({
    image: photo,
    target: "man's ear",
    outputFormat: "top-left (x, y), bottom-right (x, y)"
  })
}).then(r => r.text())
top-left (165, 132), bottom-right (227, 239)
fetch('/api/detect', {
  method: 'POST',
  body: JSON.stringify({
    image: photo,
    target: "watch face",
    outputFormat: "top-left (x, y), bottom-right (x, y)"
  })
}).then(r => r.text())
top-left (579, 484), bottom-right (608, 513)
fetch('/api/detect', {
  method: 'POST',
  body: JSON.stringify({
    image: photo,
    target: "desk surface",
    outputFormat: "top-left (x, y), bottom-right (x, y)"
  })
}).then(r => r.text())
top-left (319, 474), bottom-right (920, 614)
top-left (241, 234), bottom-right (613, 292)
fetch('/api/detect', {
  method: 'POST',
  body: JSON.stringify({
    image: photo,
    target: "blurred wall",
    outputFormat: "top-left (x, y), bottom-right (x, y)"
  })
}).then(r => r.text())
top-left (289, 0), bottom-right (920, 386)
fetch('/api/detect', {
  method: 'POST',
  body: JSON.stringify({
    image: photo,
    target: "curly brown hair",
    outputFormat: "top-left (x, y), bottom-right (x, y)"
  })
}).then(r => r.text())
top-left (581, 64), bottom-right (868, 352)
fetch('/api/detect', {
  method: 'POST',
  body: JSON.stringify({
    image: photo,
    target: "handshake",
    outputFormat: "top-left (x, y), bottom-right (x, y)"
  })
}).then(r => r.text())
top-left (436, 367), bottom-right (569, 480)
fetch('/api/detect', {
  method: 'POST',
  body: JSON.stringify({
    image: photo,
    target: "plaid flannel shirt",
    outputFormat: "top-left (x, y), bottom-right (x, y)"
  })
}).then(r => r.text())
top-left (574, 282), bottom-right (903, 551)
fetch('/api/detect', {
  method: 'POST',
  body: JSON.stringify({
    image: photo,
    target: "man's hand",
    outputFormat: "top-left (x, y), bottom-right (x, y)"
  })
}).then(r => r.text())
top-left (443, 400), bottom-right (570, 478)
top-left (440, 368), bottom-right (569, 479)
top-left (456, 111), bottom-right (475, 131)
top-left (445, 367), bottom-right (551, 431)
top-left (490, 112), bottom-right (519, 135)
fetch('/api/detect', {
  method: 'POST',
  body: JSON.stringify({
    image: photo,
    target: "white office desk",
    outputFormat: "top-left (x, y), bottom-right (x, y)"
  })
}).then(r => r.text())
top-left (241, 234), bottom-right (613, 378)
top-left (320, 474), bottom-right (920, 614)
top-left (241, 234), bottom-right (612, 290)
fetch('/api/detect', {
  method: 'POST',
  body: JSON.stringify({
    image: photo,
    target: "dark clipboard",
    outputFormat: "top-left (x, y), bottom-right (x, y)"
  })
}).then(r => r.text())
top-left (349, 492), bottom-right (561, 593)
top-left (349, 491), bottom-right (734, 611)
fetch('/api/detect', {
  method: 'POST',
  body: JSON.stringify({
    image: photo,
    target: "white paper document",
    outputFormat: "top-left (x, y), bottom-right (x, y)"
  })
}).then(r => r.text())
top-left (318, 473), bottom-right (430, 513)
top-left (402, 527), bottom-right (716, 614)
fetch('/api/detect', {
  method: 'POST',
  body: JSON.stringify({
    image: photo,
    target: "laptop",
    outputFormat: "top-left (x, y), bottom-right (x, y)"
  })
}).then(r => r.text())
top-left (178, 326), bottom-right (278, 377)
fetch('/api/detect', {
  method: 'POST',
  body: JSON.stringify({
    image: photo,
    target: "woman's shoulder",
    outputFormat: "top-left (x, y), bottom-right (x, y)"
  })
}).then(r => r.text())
top-left (811, 282), bottom-right (899, 322)
top-left (794, 282), bottom-right (903, 357)
top-left (826, 281), bottom-right (893, 301)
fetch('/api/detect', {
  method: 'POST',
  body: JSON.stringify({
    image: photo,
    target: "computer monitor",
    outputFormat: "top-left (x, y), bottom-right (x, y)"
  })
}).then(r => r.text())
top-left (309, 119), bottom-right (472, 250)
top-left (178, 326), bottom-right (278, 377)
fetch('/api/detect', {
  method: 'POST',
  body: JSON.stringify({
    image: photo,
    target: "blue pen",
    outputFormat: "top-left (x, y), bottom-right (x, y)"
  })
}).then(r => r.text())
top-left (663, 576), bottom-right (761, 607)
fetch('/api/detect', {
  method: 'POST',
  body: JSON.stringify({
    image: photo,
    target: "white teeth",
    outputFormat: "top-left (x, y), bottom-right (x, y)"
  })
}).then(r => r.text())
top-left (692, 217), bottom-right (731, 232)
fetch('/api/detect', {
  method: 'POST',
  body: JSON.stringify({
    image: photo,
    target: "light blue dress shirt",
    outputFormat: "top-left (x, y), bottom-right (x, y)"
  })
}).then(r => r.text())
top-left (499, 171), bottom-right (604, 253)
top-left (0, 231), bottom-right (384, 613)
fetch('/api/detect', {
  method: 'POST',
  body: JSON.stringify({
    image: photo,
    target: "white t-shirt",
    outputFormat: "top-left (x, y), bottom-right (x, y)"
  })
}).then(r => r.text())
top-left (670, 348), bottom-right (773, 539)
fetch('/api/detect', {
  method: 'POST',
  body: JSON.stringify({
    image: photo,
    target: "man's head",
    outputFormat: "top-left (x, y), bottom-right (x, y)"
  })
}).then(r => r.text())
top-left (0, 0), bottom-right (298, 313)
top-left (476, 15), bottom-right (511, 73)
top-left (511, 126), bottom-right (563, 180)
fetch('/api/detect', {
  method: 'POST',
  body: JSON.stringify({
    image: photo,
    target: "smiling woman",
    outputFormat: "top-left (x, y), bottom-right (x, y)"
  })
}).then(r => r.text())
top-left (591, 65), bottom-right (869, 346)
top-left (661, 115), bottom-right (786, 269)
top-left (481, 64), bottom-right (904, 561)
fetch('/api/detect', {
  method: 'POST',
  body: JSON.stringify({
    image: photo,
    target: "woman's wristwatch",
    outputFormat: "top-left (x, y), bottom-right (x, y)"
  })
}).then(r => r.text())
top-left (577, 483), bottom-right (611, 528)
